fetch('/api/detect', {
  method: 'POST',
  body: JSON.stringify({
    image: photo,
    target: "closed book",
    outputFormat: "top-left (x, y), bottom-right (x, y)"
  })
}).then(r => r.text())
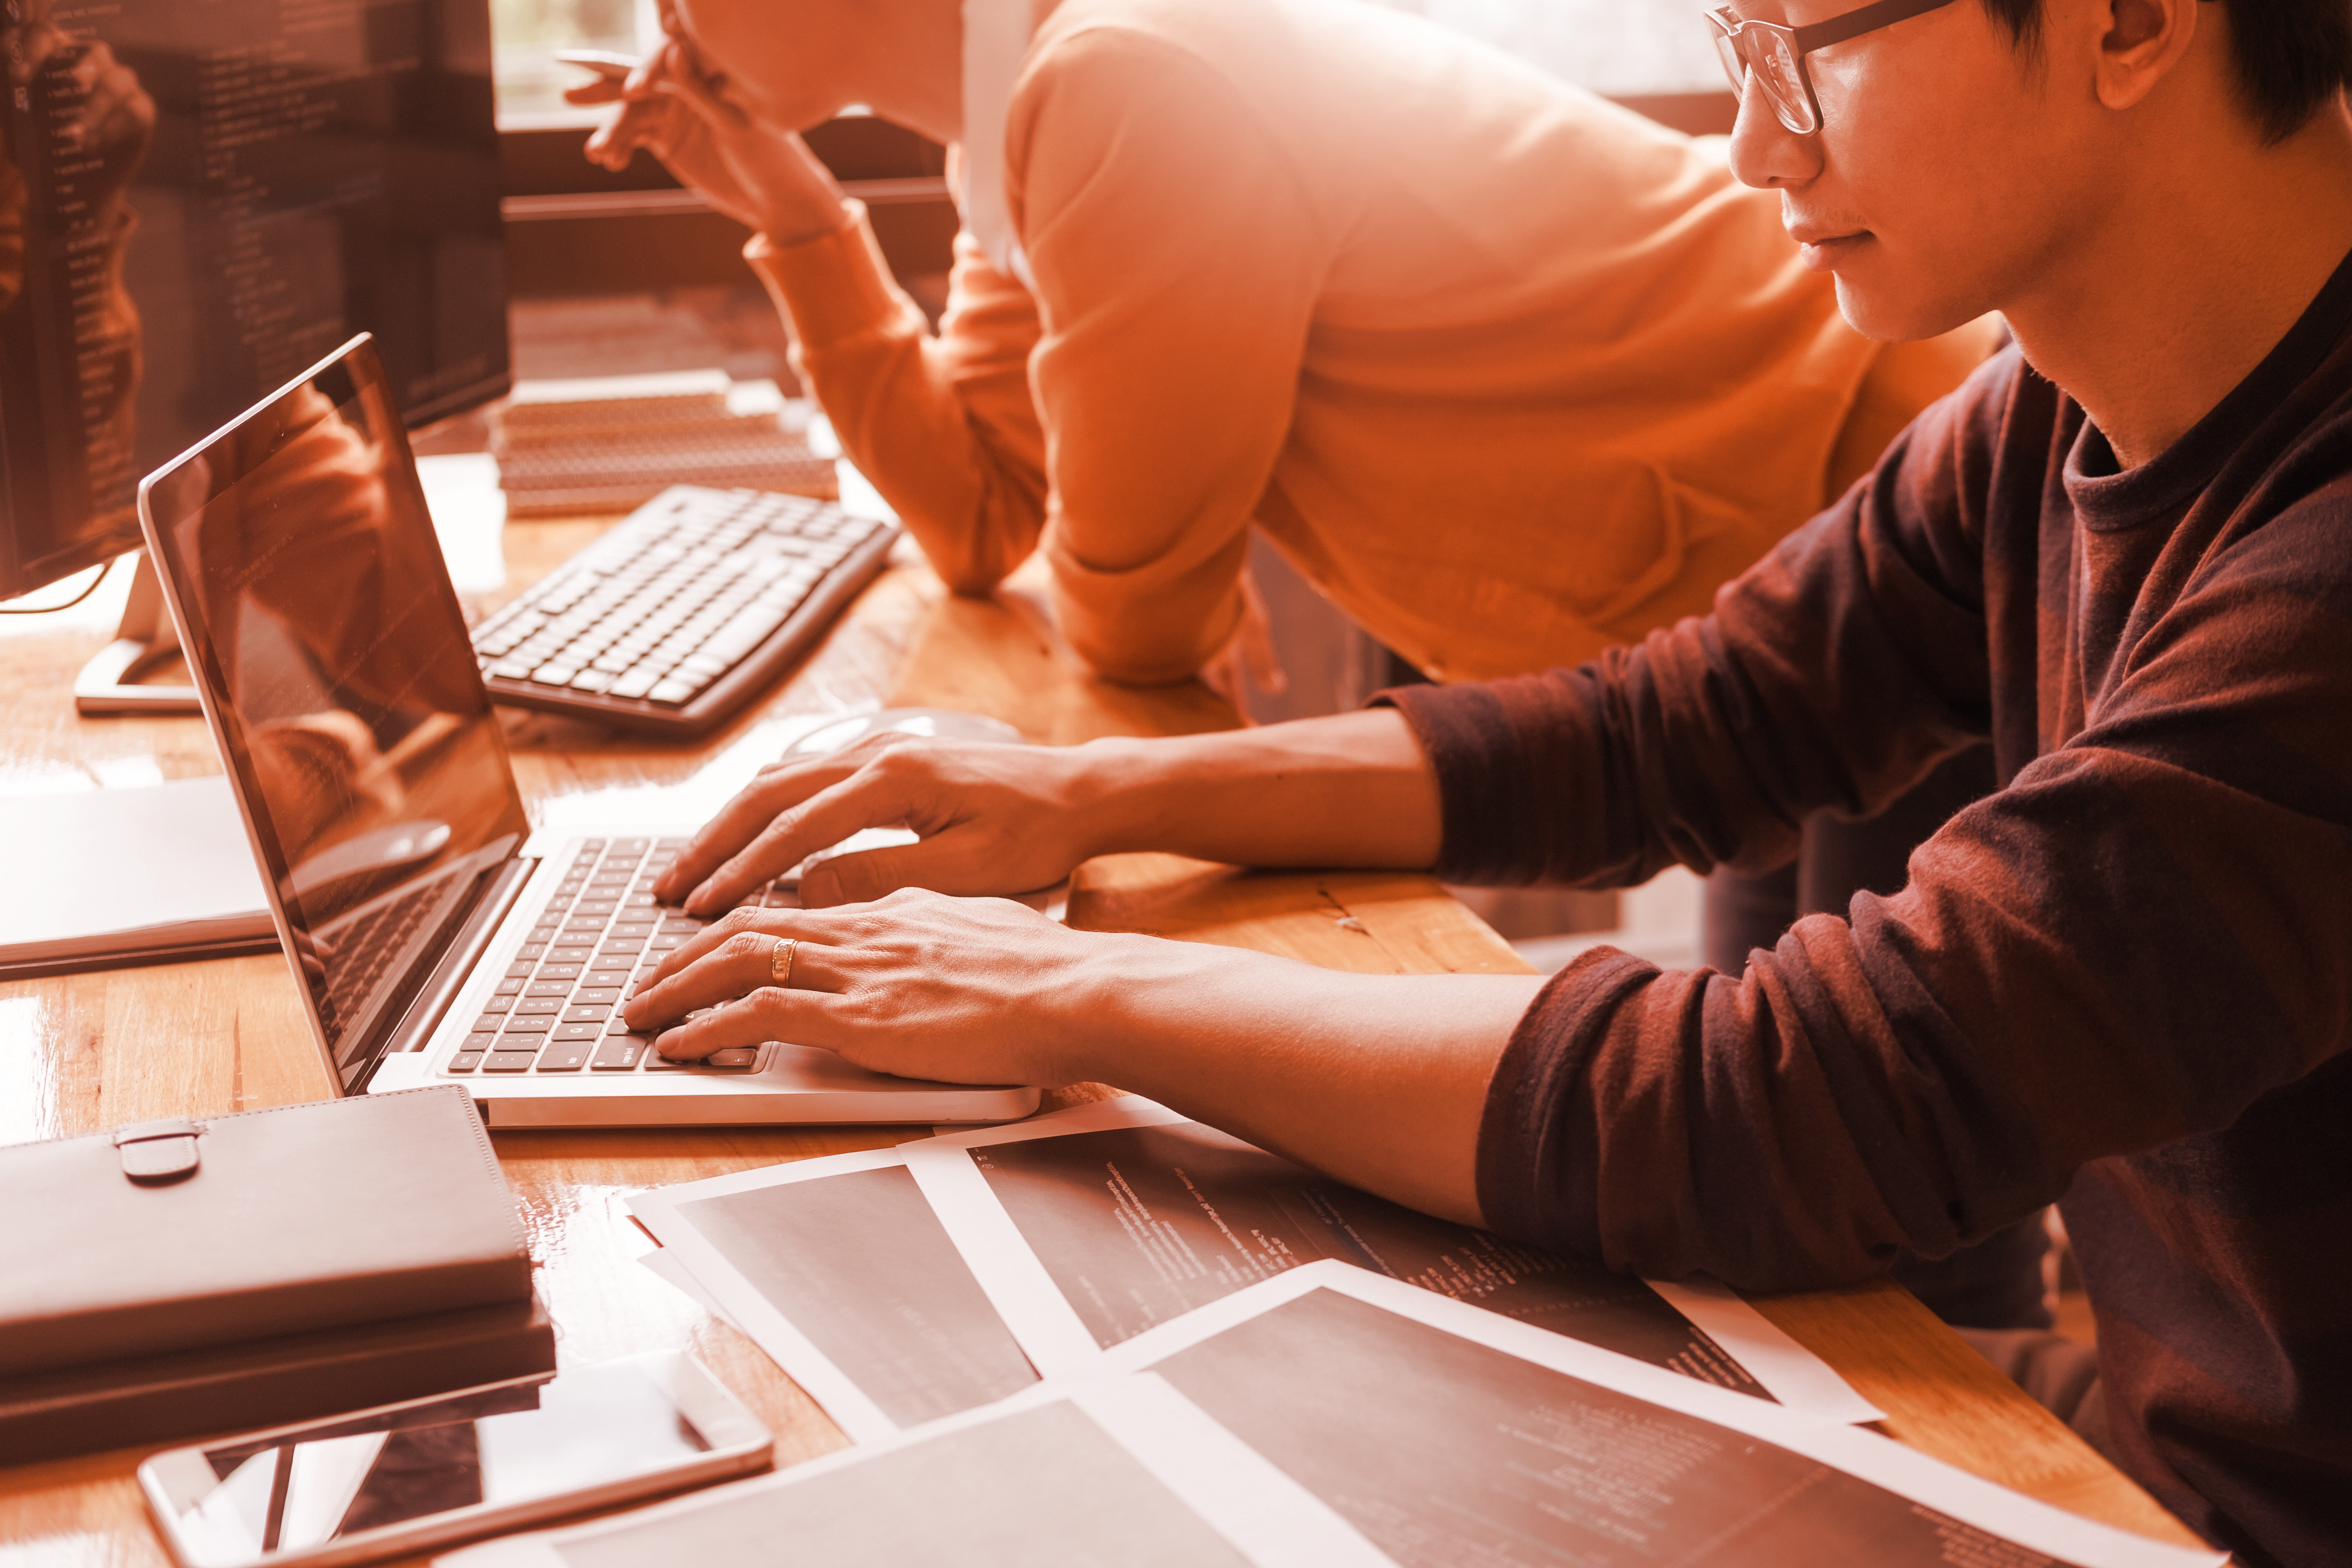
top-left (0, 1087), bottom-right (531, 1378)
top-left (0, 1292), bottom-right (556, 1465)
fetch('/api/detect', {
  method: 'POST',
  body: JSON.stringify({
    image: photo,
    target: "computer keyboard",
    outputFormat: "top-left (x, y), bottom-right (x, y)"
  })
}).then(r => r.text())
top-left (444, 836), bottom-right (801, 1075)
top-left (471, 485), bottom-right (899, 738)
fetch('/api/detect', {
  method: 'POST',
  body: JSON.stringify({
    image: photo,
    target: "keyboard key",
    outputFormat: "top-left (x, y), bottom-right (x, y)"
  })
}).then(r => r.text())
top-left (549, 945), bottom-right (595, 963)
top-left (703, 1047), bottom-right (760, 1069)
top-left (526, 980), bottom-right (572, 997)
top-left (535, 963), bottom-right (584, 980)
top-left (446, 1053), bottom-right (483, 1073)
top-left (575, 986), bottom-right (622, 1005)
top-left (504, 962), bottom-right (534, 980)
top-left (592, 1038), bottom-right (648, 1070)
top-left (514, 998), bottom-right (563, 1016)
top-left (464, 1032), bottom-right (500, 1053)
top-left (644, 1052), bottom-right (693, 1070)
top-left (530, 664), bottom-right (580, 686)
top-left (502, 1015), bottom-right (554, 1033)
top-left (482, 1051), bottom-right (539, 1072)
top-left (570, 671), bottom-right (613, 693)
top-left (552, 1023), bottom-right (603, 1042)
top-left (611, 669), bottom-right (662, 699)
top-left (517, 943), bottom-right (548, 962)
top-left (478, 995), bottom-right (514, 1015)
top-left (649, 679), bottom-right (695, 705)
top-left (471, 1014), bottom-right (504, 1034)
top-left (538, 1045), bottom-right (591, 1072)
top-left (495, 976), bottom-right (526, 994)
top-left (563, 1005), bottom-right (610, 1022)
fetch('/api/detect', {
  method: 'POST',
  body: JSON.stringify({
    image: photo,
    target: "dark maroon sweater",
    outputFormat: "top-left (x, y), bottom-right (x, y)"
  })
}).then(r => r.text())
top-left (1386, 257), bottom-right (2352, 1567)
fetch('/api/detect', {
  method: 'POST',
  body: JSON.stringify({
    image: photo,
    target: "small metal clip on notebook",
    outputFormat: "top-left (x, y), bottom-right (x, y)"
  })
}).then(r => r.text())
top-left (113, 1118), bottom-right (201, 1184)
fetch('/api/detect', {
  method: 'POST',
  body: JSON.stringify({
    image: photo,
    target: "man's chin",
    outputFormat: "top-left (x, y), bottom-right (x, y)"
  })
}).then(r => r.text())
top-left (1831, 276), bottom-right (1980, 345)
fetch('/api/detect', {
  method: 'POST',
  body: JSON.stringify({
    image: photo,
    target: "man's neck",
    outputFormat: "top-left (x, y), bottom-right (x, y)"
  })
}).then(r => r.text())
top-left (2005, 105), bottom-right (2352, 470)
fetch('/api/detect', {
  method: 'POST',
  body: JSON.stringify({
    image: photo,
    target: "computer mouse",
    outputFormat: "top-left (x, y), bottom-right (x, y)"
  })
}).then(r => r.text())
top-left (773, 709), bottom-right (1025, 882)
top-left (783, 707), bottom-right (1023, 759)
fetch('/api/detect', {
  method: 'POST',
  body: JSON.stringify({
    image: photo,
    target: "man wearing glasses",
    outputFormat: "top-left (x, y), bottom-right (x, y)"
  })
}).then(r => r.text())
top-left (628, 0), bottom-right (2352, 1559)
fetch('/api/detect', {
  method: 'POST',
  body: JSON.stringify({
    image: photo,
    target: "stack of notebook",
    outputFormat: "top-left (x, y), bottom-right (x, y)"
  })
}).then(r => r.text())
top-left (490, 371), bottom-right (838, 517)
top-left (0, 1088), bottom-right (553, 1462)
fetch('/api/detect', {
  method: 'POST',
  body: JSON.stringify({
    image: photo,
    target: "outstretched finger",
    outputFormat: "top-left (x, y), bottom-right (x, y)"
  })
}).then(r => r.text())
top-left (650, 985), bottom-right (837, 1062)
top-left (625, 924), bottom-right (845, 1034)
top-left (562, 76), bottom-right (627, 106)
top-left (583, 95), bottom-right (677, 169)
top-left (682, 766), bottom-right (934, 917)
top-left (653, 758), bottom-right (868, 906)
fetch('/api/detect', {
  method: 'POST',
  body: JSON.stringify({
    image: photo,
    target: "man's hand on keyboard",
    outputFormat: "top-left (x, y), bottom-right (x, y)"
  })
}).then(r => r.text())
top-left (655, 735), bottom-right (1101, 916)
top-left (620, 888), bottom-right (1102, 1078)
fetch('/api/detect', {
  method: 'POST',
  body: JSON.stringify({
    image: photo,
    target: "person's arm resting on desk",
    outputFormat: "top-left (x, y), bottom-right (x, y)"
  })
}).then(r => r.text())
top-left (631, 707), bottom-right (1539, 1225)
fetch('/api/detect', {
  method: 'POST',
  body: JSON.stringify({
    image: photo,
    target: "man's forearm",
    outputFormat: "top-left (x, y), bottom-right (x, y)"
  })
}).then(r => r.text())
top-left (1051, 931), bottom-right (1544, 1224)
top-left (1072, 709), bottom-right (1446, 872)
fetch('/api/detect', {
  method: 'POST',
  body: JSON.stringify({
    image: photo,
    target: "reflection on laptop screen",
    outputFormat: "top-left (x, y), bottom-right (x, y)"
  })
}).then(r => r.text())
top-left (140, 336), bottom-right (529, 1088)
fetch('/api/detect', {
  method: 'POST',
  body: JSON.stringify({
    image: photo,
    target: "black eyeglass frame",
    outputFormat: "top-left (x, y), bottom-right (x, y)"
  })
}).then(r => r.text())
top-left (1706, 0), bottom-right (1961, 135)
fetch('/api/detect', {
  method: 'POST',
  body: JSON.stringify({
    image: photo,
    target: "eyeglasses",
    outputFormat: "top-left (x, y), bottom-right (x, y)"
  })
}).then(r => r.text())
top-left (1707, 0), bottom-right (1960, 135)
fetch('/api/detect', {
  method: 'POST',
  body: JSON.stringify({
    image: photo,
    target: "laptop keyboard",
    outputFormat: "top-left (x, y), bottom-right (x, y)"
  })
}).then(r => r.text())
top-left (319, 878), bottom-right (446, 1043)
top-left (442, 837), bottom-right (797, 1076)
top-left (469, 487), bottom-right (894, 727)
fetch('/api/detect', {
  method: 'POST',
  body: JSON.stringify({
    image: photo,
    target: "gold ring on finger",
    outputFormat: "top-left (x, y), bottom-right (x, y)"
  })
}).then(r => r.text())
top-left (770, 935), bottom-right (797, 988)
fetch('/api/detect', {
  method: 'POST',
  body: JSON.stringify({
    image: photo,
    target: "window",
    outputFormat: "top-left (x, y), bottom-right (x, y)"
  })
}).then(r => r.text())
top-left (1386, 0), bottom-right (1725, 95)
top-left (492, 0), bottom-right (656, 123)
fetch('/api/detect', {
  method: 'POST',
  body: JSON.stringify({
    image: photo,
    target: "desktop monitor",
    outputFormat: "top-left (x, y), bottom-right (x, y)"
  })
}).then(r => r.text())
top-left (0, 0), bottom-right (511, 602)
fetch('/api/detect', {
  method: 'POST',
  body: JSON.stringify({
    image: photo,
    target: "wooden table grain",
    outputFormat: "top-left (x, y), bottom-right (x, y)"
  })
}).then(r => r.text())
top-left (0, 526), bottom-right (2204, 1562)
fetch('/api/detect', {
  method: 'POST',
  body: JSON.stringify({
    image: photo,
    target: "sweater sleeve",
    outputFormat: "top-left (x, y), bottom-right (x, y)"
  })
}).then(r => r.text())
top-left (1007, 25), bottom-right (1327, 683)
top-left (746, 204), bottom-right (1049, 595)
top-left (1389, 353), bottom-right (2352, 1292)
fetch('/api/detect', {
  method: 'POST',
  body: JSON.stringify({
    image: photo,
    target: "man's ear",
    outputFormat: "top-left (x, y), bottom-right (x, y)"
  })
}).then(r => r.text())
top-left (2092, 0), bottom-right (2202, 111)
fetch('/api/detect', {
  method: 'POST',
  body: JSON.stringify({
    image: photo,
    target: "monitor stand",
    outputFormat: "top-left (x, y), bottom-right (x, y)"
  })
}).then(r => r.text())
top-left (74, 553), bottom-right (201, 715)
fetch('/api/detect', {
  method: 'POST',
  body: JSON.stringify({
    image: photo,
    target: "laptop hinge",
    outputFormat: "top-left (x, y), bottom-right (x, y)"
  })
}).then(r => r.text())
top-left (363, 855), bottom-right (538, 1085)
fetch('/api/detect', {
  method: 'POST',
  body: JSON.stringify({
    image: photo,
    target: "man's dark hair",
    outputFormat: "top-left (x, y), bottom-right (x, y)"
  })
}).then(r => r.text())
top-left (1980, 0), bottom-right (2352, 143)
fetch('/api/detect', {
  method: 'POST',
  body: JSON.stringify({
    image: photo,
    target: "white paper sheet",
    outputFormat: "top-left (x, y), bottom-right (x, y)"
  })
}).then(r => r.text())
top-left (901, 1097), bottom-right (1880, 1421)
top-left (1095, 1262), bottom-right (2224, 1568)
top-left (438, 1377), bottom-right (1390, 1568)
top-left (634, 1248), bottom-right (750, 1338)
top-left (627, 1145), bottom-right (1039, 1443)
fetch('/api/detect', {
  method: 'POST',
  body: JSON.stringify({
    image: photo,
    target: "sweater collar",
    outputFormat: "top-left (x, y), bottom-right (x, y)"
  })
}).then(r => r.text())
top-left (961, 0), bottom-right (1036, 288)
top-left (2065, 243), bottom-right (2352, 527)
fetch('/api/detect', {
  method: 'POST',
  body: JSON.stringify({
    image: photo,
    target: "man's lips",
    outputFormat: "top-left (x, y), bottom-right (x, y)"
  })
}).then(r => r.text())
top-left (1790, 227), bottom-right (1871, 270)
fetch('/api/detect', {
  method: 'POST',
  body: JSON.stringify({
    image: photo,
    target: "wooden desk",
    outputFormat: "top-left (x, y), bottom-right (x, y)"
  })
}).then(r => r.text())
top-left (0, 528), bottom-right (2201, 1561)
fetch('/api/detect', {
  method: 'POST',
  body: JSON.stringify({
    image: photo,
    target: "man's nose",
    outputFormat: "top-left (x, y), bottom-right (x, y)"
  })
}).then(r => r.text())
top-left (1726, 76), bottom-right (1824, 190)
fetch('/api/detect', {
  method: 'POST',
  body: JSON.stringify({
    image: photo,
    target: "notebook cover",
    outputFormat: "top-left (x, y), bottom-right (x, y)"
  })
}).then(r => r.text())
top-left (0, 1087), bottom-right (532, 1377)
top-left (0, 778), bottom-right (273, 977)
top-left (0, 1291), bottom-right (557, 1466)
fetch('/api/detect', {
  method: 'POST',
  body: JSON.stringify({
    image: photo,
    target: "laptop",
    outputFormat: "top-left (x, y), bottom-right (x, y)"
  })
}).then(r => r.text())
top-left (136, 334), bottom-right (1039, 1128)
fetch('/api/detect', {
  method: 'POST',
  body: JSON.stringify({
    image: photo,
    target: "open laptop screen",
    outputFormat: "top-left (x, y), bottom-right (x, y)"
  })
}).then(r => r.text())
top-left (139, 335), bottom-right (530, 1090)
